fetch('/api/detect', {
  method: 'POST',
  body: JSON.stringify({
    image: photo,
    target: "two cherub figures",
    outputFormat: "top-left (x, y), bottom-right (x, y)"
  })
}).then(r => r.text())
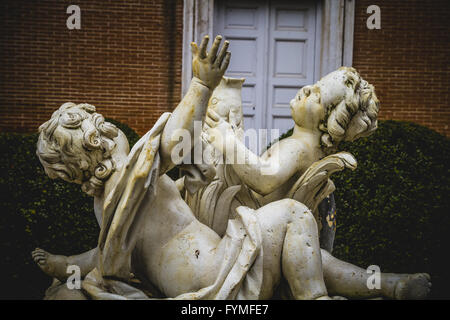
top-left (32, 36), bottom-right (431, 300)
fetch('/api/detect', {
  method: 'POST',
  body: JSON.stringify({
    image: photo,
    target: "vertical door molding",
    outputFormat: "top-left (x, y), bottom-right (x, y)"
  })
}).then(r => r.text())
top-left (182, 0), bottom-right (215, 96)
top-left (319, 0), bottom-right (355, 77)
top-left (342, 0), bottom-right (355, 67)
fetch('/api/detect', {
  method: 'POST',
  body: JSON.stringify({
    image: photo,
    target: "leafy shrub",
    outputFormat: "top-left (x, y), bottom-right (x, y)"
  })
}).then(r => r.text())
top-left (0, 118), bottom-right (140, 299)
top-left (332, 121), bottom-right (450, 299)
top-left (275, 120), bottom-right (450, 299)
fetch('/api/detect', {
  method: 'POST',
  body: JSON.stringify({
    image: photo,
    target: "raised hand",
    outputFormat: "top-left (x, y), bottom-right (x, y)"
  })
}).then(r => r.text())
top-left (191, 35), bottom-right (231, 90)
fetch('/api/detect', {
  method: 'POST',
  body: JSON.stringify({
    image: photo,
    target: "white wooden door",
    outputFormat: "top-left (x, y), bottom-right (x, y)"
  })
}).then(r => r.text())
top-left (214, 0), bottom-right (319, 143)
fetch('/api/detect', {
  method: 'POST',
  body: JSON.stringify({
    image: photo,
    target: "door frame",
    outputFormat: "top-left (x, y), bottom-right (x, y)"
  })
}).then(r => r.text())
top-left (181, 0), bottom-right (355, 97)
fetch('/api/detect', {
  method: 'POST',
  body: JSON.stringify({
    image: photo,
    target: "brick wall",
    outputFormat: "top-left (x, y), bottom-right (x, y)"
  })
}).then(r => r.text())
top-left (1, 0), bottom-right (449, 137)
top-left (0, 0), bottom-right (183, 136)
top-left (352, 0), bottom-right (450, 136)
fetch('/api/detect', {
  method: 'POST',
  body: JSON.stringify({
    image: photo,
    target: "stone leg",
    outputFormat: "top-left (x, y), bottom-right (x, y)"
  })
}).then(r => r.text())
top-left (321, 249), bottom-right (431, 299)
top-left (32, 247), bottom-right (99, 281)
top-left (256, 199), bottom-right (329, 300)
top-left (66, 247), bottom-right (99, 277)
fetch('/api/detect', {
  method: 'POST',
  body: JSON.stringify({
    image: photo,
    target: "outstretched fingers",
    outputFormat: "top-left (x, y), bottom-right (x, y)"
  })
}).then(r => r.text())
top-left (215, 40), bottom-right (230, 66)
top-left (208, 35), bottom-right (223, 62)
top-left (198, 35), bottom-right (210, 59)
top-left (220, 52), bottom-right (231, 72)
top-left (190, 35), bottom-right (231, 88)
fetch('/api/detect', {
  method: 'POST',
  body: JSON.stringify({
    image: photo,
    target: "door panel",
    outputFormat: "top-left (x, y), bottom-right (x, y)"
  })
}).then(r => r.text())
top-left (215, 0), bottom-right (267, 153)
top-left (267, 0), bottom-right (317, 139)
top-left (214, 0), bottom-right (318, 142)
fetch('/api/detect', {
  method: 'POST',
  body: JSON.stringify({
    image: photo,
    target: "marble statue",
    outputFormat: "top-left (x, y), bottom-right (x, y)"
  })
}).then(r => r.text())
top-left (185, 67), bottom-right (432, 300)
top-left (32, 35), bottom-right (431, 300)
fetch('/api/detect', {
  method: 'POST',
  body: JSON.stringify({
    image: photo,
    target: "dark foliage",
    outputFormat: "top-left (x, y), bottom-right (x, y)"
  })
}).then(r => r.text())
top-left (331, 120), bottom-right (450, 299)
top-left (274, 120), bottom-right (450, 298)
top-left (0, 119), bottom-right (140, 299)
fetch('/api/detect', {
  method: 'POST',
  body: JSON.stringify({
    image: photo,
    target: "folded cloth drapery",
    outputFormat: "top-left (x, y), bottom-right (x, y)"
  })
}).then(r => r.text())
top-left (81, 112), bottom-right (264, 300)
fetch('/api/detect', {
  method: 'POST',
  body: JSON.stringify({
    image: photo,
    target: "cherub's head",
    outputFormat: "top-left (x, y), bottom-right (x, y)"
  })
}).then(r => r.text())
top-left (207, 76), bottom-right (245, 139)
top-left (290, 67), bottom-right (379, 149)
top-left (36, 102), bottom-right (126, 196)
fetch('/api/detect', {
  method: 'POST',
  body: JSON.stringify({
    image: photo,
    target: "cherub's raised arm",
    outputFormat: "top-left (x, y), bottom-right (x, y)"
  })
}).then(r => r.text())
top-left (160, 35), bottom-right (230, 174)
top-left (205, 109), bottom-right (303, 195)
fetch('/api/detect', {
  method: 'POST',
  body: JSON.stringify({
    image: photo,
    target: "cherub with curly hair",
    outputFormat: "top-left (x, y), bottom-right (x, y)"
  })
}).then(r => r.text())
top-left (32, 36), bottom-right (347, 300)
top-left (203, 67), bottom-right (431, 299)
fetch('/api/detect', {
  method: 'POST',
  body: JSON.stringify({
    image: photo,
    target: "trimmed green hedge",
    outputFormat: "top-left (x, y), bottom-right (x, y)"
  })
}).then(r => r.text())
top-left (275, 120), bottom-right (450, 299)
top-left (0, 132), bottom-right (97, 299)
top-left (332, 120), bottom-right (450, 299)
top-left (0, 118), bottom-right (140, 299)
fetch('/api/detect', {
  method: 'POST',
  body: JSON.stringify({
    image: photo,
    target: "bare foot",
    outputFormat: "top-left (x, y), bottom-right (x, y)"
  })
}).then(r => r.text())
top-left (32, 248), bottom-right (69, 281)
top-left (393, 273), bottom-right (431, 300)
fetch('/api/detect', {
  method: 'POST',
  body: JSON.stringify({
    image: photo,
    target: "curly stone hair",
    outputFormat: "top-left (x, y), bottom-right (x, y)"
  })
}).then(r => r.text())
top-left (36, 102), bottom-right (119, 196)
top-left (319, 67), bottom-right (380, 152)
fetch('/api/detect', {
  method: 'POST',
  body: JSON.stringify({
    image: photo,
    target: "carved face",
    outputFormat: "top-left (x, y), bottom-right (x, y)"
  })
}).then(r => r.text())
top-left (290, 85), bottom-right (325, 128)
top-left (207, 77), bottom-right (244, 131)
top-left (209, 93), bottom-right (240, 121)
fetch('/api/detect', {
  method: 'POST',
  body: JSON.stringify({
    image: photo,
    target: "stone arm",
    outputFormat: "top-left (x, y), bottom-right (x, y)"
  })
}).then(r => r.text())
top-left (205, 109), bottom-right (304, 195)
top-left (160, 35), bottom-right (230, 174)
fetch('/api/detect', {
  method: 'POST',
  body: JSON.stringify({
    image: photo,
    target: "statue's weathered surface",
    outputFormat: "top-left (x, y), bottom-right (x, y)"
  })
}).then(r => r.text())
top-left (32, 35), bottom-right (431, 300)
